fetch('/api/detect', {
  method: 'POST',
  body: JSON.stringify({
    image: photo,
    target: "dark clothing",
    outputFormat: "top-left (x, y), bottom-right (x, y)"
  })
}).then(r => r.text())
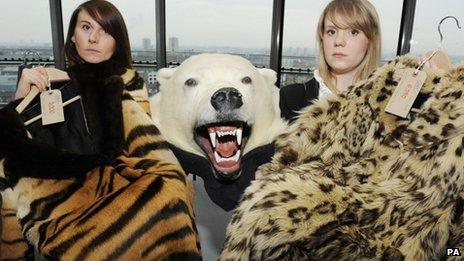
top-left (20, 82), bottom-right (96, 155)
top-left (0, 60), bottom-right (128, 188)
top-left (170, 143), bottom-right (276, 211)
top-left (279, 78), bottom-right (320, 123)
top-left (18, 61), bottom-right (127, 157)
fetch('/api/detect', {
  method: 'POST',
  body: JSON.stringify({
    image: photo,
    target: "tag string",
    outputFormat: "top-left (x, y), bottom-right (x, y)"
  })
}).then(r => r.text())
top-left (414, 50), bottom-right (438, 75)
top-left (47, 75), bottom-right (51, 92)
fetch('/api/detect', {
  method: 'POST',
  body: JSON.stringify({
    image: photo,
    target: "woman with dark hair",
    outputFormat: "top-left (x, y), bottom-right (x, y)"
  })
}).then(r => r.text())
top-left (12, 0), bottom-right (142, 159)
top-left (16, 0), bottom-right (133, 98)
top-left (0, 1), bottom-right (200, 259)
top-left (64, 0), bottom-right (132, 68)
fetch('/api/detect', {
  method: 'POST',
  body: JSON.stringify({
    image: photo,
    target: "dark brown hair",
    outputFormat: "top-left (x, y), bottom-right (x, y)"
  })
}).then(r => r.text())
top-left (64, 0), bottom-right (132, 68)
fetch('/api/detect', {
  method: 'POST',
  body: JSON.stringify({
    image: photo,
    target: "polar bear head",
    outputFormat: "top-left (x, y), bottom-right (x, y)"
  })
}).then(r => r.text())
top-left (151, 53), bottom-right (286, 181)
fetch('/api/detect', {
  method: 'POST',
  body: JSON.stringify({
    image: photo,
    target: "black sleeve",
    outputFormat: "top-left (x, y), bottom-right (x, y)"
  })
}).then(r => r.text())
top-left (279, 78), bottom-right (319, 123)
top-left (0, 105), bottom-right (103, 189)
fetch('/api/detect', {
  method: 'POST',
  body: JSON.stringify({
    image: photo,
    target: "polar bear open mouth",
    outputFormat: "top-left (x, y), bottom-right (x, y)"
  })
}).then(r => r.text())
top-left (194, 121), bottom-right (251, 180)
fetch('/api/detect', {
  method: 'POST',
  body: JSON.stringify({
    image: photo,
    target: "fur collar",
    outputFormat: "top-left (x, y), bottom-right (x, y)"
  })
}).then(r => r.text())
top-left (67, 61), bottom-right (129, 159)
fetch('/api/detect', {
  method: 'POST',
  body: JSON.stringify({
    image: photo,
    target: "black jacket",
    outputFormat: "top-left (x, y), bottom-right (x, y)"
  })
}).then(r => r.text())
top-left (20, 82), bottom-right (96, 155)
top-left (279, 77), bottom-right (320, 123)
top-left (0, 61), bottom-right (129, 188)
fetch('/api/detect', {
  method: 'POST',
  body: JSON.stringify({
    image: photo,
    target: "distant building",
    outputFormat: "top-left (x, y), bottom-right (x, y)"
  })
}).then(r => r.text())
top-left (288, 47), bottom-right (294, 56)
top-left (147, 71), bottom-right (156, 85)
top-left (168, 37), bottom-right (179, 52)
top-left (303, 47), bottom-right (309, 56)
top-left (142, 38), bottom-right (152, 51)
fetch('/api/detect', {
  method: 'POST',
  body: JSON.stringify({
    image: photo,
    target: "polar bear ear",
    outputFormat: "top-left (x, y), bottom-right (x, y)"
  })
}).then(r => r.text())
top-left (258, 68), bottom-right (277, 86)
top-left (156, 68), bottom-right (177, 85)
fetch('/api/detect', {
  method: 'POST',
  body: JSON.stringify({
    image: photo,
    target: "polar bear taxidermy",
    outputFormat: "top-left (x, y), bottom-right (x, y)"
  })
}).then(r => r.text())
top-left (150, 53), bottom-right (287, 259)
top-left (151, 53), bottom-right (286, 209)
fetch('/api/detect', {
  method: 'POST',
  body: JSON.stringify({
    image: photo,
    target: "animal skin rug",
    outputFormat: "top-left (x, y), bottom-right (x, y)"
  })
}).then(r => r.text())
top-left (220, 55), bottom-right (464, 260)
top-left (0, 61), bottom-right (200, 260)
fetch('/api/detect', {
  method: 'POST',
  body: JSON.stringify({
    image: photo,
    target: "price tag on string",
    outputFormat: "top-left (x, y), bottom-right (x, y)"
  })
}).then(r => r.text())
top-left (385, 68), bottom-right (426, 118)
top-left (40, 87), bottom-right (65, 125)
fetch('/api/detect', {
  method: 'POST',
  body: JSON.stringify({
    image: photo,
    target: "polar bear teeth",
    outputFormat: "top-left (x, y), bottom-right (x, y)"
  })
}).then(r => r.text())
top-left (209, 132), bottom-right (216, 148)
top-left (208, 128), bottom-right (243, 148)
top-left (236, 129), bottom-right (242, 145)
top-left (214, 150), bottom-right (241, 163)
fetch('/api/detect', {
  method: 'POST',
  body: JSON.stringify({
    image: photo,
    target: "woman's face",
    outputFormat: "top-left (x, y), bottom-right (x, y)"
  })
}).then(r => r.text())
top-left (322, 17), bottom-right (369, 75)
top-left (71, 9), bottom-right (116, 64)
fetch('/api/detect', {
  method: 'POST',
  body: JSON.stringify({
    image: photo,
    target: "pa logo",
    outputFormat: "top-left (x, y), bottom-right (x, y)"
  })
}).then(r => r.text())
top-left (446, 248), bottom-right (461, 256)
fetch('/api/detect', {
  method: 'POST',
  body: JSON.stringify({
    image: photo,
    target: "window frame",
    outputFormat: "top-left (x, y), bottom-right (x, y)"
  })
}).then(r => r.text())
top-left (9, 0), bottom-right (417, 87)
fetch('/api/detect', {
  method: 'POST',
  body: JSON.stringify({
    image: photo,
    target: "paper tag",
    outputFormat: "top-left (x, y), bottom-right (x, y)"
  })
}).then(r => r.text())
top-left (40, 89), bottom-right (65, 125)
top-left (385, 68), bottom-right (427, 118)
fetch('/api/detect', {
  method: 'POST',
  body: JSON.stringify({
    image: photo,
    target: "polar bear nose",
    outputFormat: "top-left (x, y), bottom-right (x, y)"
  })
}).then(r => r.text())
top-left (211, 87), bottom-right (243, 112)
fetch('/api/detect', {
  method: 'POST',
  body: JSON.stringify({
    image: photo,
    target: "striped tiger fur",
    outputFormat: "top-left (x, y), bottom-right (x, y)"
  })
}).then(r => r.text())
top-left (0, 66), bottom-right (201, 260)
top-left (1, 189), bottom-right (34, 260)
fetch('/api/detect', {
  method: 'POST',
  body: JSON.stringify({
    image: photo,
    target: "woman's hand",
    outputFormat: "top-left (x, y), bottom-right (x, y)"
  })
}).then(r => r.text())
top-left (15, 67), bottom-right (49, 99)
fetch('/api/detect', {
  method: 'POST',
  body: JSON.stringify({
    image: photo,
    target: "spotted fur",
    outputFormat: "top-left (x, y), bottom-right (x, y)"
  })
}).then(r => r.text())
top-left (221, 56), bottom-right (464, 260)
top-left (0, 67), bottom-right (201, 260)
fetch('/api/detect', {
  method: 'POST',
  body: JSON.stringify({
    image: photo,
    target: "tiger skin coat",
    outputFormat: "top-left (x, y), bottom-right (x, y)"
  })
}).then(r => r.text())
top-left (0, 62), bottom-right (201, 260)
top-left (221, 56), bottom-right (464, 260)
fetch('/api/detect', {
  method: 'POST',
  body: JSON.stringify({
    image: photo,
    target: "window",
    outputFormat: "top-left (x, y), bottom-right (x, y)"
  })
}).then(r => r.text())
top-left (166, 0), bottom-right (273, 67)
top-left (370, 0), bottom-right (403, 62)
top-left (0, 65), bottom-right (19, 105)
top-left (0, 0), bottom-right (53, 59)
top-left (410, 0), bottom-right (463, 62)
top-left (281, 0), bottom-right (403, 86)
top-left (0, 0), bottom-right (53, 104)
top-left (281, 0), bottom-right (328, 86)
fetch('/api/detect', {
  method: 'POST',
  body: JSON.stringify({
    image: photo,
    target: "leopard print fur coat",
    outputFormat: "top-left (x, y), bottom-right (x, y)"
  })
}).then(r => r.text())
top-left (220, 56), bottom-right (464, 260)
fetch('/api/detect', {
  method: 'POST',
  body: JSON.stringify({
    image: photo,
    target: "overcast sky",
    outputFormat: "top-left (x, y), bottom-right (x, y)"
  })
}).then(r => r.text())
top-left (0, 0), bottom-right (463, 57)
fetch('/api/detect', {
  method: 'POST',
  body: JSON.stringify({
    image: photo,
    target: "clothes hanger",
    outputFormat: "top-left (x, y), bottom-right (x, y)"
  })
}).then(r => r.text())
top-left (422, 15), bottom-right (461, 71)
top-left (15, 67), bottom-right (71, 114)
top-left (13, 51), bottom-right (83, 126)
top-left (16, 50), bottom-right (72, 113)
top-left (410, 16), bottom-right (461, 114)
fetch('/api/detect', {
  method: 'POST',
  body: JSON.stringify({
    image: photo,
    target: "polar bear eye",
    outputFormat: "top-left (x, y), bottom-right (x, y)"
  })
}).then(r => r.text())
top-left (185, 78), bottom-right (198, 87)
top-left (241, 76), bottom-right (252, 84)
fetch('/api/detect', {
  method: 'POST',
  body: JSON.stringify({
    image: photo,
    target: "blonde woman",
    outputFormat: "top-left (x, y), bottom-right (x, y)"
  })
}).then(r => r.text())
top-left (280, 0), bottom-right (381, 122)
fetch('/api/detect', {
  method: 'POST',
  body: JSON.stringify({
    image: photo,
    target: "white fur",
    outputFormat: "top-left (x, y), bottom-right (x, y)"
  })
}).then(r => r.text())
top-left (150, 53), bottom-right (287, 156)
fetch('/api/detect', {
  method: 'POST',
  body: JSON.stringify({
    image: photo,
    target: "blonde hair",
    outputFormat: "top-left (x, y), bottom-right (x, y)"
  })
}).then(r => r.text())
top-left (316, 0), bottom-right (381, 92)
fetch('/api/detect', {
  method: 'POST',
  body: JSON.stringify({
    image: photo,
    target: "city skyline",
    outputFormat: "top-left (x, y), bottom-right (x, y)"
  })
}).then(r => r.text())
top-left (3, 1), bottom-right (464, 55)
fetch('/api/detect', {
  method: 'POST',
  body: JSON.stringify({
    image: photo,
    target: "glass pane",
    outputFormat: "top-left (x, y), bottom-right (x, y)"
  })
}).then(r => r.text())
top-left (410, 0), bottom-right (463, 62)
top-left (0, 0), bottom-right (53, 59)
top-left (370, 0), bottom-right (403, 62)
top-left (281, 0), bottom-right (403, 86)
top-left (0, 0), bottom-right (53, 104)
top-left (62, 0), bottom-right (157, 92)
top-left (0, 65), bottom-right (19, 106)
top-left (166, 0), bottom-right (273, 67)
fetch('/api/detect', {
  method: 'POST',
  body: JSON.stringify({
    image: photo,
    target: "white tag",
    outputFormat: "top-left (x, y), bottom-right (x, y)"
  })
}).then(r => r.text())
top-left (40, 89), bottom-right (65, 125)
top-left (385, 68), bottom-right (427, 118)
